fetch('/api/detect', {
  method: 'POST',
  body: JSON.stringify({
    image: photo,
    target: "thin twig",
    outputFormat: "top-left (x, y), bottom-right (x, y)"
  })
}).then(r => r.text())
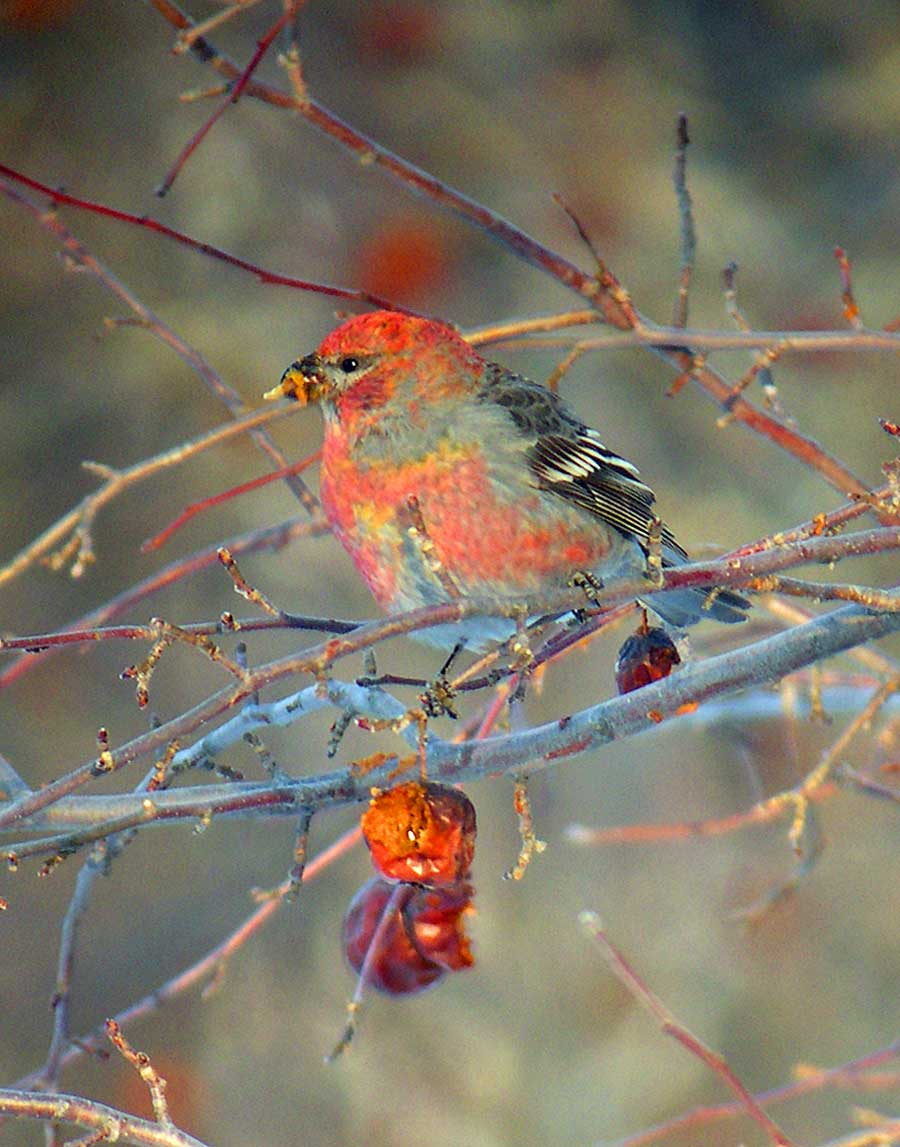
top-left (141, 447), bottom-right (321, 553)
top-left (157, 0), bottom-right (309, 196)
top-left (14, 827), bottom-right (362, 1087)
top-left (0, 516), bottom-right (328, 693)
top-left (0, 167), bottom-right (398, 315)
top-left (599, 1040), bottom-right (899, 1147)
top-left (579, 913), bottom-right (797, 1146)
top-left (0, 389), bottom-right (304, 588)
top-left (4, 525), bottom-right (900, 662)
top-left (0, 173), bottom-right (320, 518)
top-left (835, 246), bottom-right (864, 330)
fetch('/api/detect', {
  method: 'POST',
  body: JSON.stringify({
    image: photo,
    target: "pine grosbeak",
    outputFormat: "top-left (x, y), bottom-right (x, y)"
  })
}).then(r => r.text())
top-left (268, 311), bottom-right (748, 647)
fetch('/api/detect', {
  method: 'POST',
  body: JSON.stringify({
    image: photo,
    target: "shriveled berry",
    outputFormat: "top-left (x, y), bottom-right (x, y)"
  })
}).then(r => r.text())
top-left (405, 881), bottom-right (475, 971)
top-left (342, 877), bottom-right (445, 996)
top-left (361, 781), bottom-right (476, 886)
top-left (615, 627), bottom-right (681, 695)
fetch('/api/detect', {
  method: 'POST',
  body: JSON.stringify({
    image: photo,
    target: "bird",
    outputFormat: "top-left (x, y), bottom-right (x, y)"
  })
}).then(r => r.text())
top-left (266, 310), bottom-right (748, 648)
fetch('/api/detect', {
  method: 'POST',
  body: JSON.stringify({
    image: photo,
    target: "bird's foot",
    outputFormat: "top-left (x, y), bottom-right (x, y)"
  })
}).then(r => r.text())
top-left (418, 640), bottom-right (465, 719)
top-left (568, 569), bottom-right (605, 619)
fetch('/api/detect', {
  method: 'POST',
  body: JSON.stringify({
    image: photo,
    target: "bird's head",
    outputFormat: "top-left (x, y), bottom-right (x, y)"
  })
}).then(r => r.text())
top-left (265, 311), bottom-right (483, 416)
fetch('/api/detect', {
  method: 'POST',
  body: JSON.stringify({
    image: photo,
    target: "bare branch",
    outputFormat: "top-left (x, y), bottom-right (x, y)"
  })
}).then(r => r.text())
top-left (3, 592), bottom-right (900, 844)
top-left (579, 914), bottom-right (797, 1146)
top-left (0, 1089), bottom-right (207, 1147)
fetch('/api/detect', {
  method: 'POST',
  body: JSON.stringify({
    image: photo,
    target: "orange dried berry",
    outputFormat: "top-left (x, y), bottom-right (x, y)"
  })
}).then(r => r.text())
top-left (405, 882), bottom-right (475, 972)
top-left (361, 781), bottom-right (476, 886)
top-left (615, 627), bottom-right (681, 695)
top-left (342, 877), bottom-right (445, 996)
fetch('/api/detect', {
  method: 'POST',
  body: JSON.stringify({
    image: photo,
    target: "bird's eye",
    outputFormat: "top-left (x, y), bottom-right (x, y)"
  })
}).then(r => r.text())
top-left (339, 356), bottom-right (359, 374)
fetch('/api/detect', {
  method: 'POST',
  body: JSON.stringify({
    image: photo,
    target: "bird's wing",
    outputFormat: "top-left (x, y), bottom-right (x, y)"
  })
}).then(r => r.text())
top-left (478, 362), bottom-right (687, 561)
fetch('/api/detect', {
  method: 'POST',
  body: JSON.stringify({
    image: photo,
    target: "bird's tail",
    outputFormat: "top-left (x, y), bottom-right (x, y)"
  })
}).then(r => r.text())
top-left (642, 582), bottom-right (749, 627)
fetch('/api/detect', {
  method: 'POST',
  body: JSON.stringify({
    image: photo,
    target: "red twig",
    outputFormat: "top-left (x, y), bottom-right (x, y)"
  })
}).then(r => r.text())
top-left (603, 1040), bottom-right (900, 1147)
top-left (144, 0), bottom-right (895, 518)
top-left (0, 162), bottom-right (401, 310)
top-left (142, 448), bottom-right (321, 552)
top-left (157, 1), bottom-right (307, 196)
top-left (835, 246), bottom-right (864, 330)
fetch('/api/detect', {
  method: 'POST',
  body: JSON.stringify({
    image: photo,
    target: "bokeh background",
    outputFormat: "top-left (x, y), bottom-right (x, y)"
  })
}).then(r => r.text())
top-left (2, 2), bottom-right (899, 1145)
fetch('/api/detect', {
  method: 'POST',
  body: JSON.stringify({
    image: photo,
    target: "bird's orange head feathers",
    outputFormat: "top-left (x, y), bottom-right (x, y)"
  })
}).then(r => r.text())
top-left (267, 311), bottom-right (483, 411)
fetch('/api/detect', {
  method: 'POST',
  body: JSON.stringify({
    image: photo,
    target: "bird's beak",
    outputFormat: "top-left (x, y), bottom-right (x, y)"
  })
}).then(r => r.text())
top-left (263, 353), bottom-right (328, 404)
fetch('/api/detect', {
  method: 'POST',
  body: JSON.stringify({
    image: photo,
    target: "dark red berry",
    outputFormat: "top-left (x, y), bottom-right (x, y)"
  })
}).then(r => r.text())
top-left (342, 877), bottom-right (445, 996)
top-left (615, 627), bottom-right (681, 695)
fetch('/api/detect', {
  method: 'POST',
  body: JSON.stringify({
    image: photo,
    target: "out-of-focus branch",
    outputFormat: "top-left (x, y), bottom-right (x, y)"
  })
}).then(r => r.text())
top-left (15, 826), bottom-right (362, 1088)
top-left (568, 673), bottom-right (899, 857)
top-left (599, 1041), bottom-right (900, 1147)
top-left (580, 913), bottom-right (797, 1146)
top-left (157, 0), bottom-right (308, 196)
top-left (0, 166), bottom-right (398, 315)
top-left (0, 401), bottom-right (302, 588)
top-left (671, 112), bottom-right (695, 329)
top-left (0, 753), bottom-right (29, 800)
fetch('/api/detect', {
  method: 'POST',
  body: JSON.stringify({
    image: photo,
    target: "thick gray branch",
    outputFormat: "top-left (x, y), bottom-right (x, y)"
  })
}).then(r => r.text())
top-left (4, 598), bottom-right (899, 840)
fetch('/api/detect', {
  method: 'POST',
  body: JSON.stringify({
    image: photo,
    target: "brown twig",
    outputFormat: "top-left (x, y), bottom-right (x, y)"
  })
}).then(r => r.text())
top-left (327, 882), bottom-right (415, 1062)
top-left (120, 617), bottom-right (250, 709)
top-left (0, 610), bottom-right (352, 659)
top-left (569, 673), bottom-right (899, 862)
top-left (565, 784), bottom-right (836, 846)
top-left (747, 575), bottom-right (900, 612)
top-left (0, 516), bottom-right (329, 692)
top-left (503, 775), bottom-right (547, 880)
top-left (215, 547), bottom-right (282, 617)
top-left (836, 246), bottom-right (864, 330)
top-left (484, 324), bottom-right (900, 354)
top-left (157, 1), bottom-right (308, 196)
top-left (0, 172), bottom-right (320, 519)
top-left (105, 1021), bottom-right (172, 1128)
top-left (0, 400), bottom-right (304, 588)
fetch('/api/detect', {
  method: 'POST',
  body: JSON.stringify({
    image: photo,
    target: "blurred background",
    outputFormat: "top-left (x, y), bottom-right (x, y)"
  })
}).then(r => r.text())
top-left (1, 2), bottom-right (899, 1144)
